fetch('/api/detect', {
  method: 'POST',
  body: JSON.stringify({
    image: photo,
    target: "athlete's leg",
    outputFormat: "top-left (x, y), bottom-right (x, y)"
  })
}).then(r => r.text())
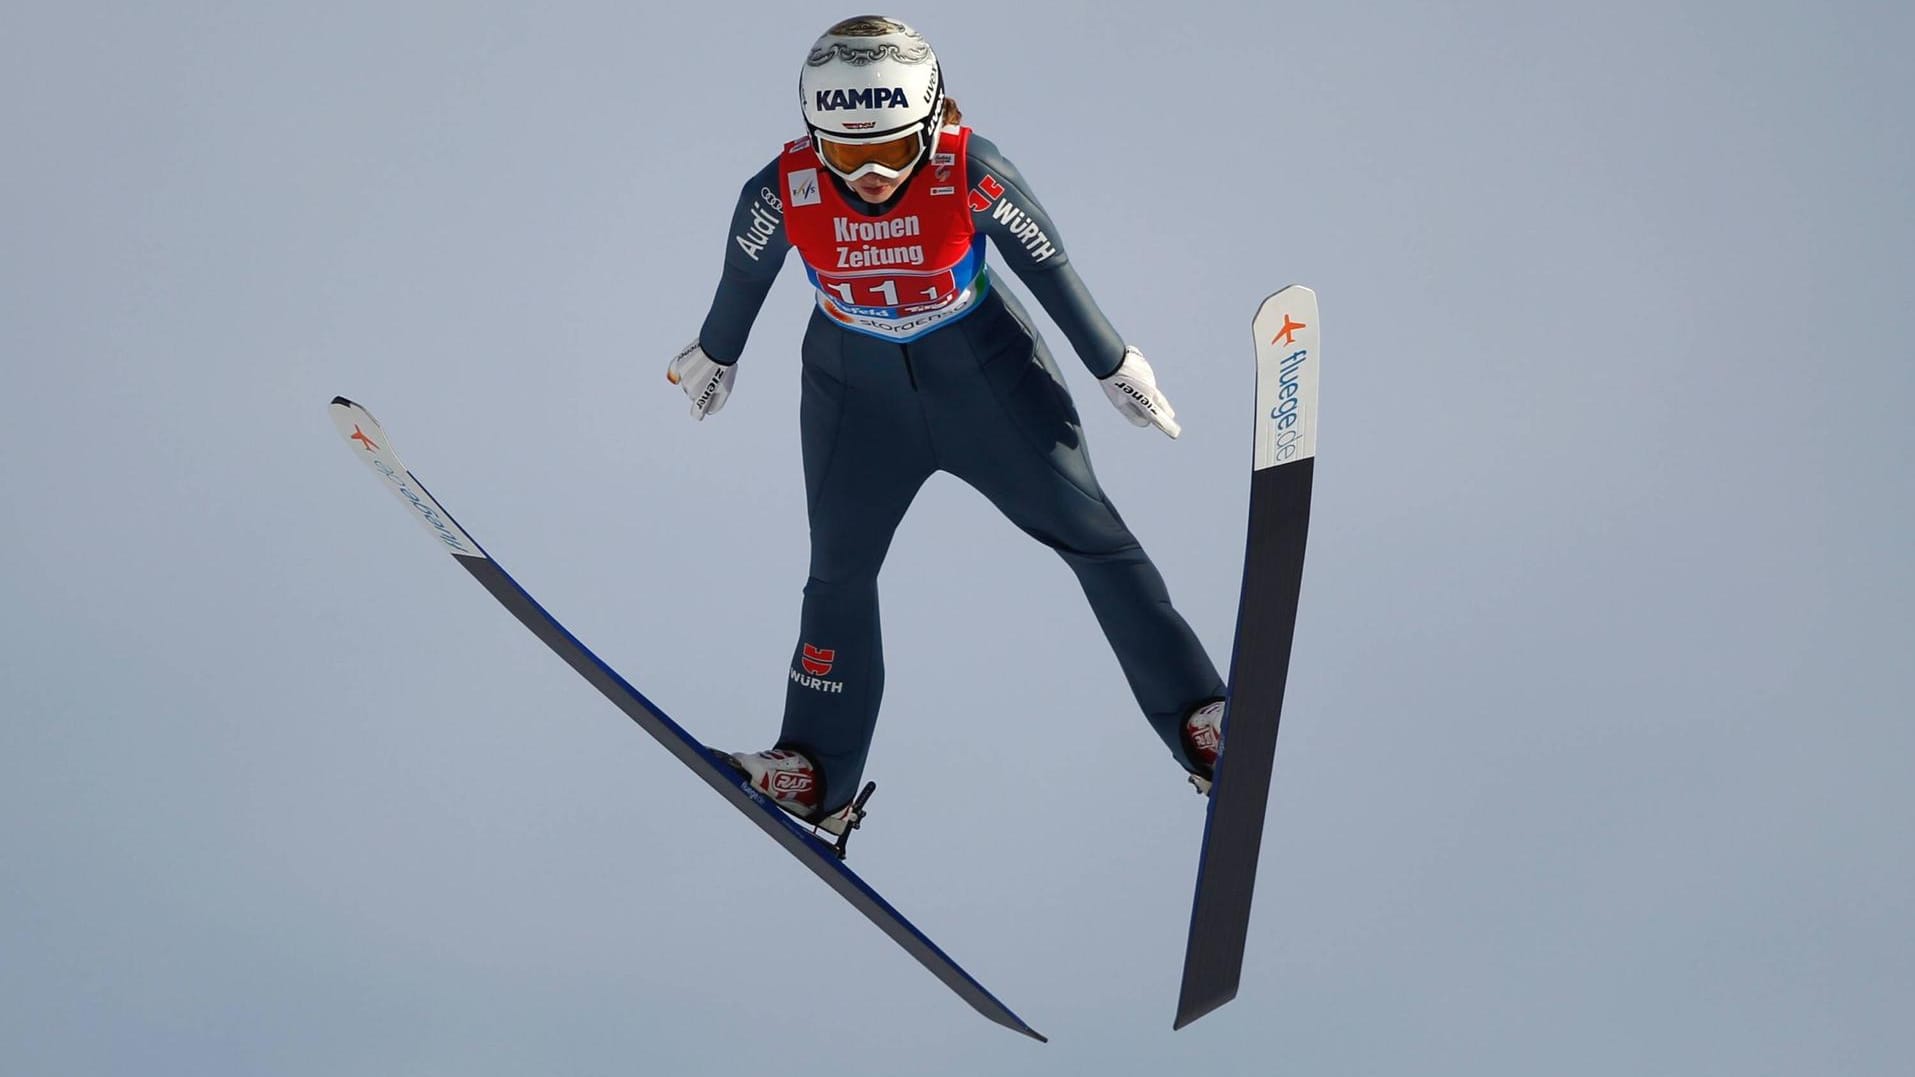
top-left (923, 292), bottom-right (1224, 773)
top-left (776, 314), bottom-right (934, 813)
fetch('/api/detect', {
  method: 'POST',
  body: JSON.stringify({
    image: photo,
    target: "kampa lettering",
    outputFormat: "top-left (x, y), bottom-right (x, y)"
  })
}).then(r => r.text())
top-left (814, 86), bottom-right (910, 111)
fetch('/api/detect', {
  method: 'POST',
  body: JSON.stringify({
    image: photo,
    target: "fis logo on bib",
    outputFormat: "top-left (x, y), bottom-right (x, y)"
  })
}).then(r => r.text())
top-left (814, 86), bottom-right (910, 111)
top-left (788, 167), bottom-right (821, 208)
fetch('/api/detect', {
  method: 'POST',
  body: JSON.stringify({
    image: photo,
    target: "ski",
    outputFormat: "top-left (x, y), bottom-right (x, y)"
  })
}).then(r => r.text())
top-left (1174, 286), bottom-right (1319, 1029)
top-left (328, 397), bottom-right (1045, 1043)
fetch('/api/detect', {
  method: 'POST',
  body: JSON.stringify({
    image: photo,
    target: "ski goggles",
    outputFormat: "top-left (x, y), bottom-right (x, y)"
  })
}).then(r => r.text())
top-left (813, 129), bottom-right (925, 182)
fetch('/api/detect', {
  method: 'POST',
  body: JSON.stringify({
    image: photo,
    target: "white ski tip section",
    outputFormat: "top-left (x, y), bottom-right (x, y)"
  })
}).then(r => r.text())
top-left (329, 397), bottom-right (485, 559)
top-left (1251, 285), bottom-right (1319, 470)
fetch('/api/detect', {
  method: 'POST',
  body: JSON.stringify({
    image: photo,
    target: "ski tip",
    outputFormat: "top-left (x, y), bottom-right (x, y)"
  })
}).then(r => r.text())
top-left (330, 398), bottom-right (390, 447)
top-left (330, 397), bottom-right (374, 429)
top-left (1002, 1019), bottom-right (1047, 1044)
top-left (1253, 285), bottom-right (1319, 341)
top-left (1259, 283), bottom-right (1316, 307)
top-left (1253, 284), bottom-right (1319, 328)
top-left (1251, 284), bottom-right (1321, 471)
top-left (330, 396), bottom-right (377, 423)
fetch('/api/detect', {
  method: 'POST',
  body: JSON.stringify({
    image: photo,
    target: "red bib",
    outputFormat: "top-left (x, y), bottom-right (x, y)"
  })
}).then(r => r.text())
top-left (778, 126), bottom-right (989, 342)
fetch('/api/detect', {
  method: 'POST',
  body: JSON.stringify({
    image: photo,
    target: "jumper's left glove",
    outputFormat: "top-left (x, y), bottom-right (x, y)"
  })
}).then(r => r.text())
top-left (666, 340), bottom-right (735, 421)
top-left (1099, 346), bottom-right (1181, 439)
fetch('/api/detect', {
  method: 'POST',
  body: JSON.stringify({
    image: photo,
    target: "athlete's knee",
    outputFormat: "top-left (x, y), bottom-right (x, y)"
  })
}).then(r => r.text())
top-left (804, 533), bottom-right (889, 588)
top-left (807, 525), bottom-right (902, 584)
top-left (801, 571), bottom-right (880, 601)
top-left (1054, 539), bottom-right (1151, 576)
top-left (1021, 509), bottom-right (1144, 564)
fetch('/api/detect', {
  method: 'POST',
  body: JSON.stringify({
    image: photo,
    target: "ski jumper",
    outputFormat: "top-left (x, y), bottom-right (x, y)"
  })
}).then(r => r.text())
top-left (697, 127), bottom-right (1224, 815)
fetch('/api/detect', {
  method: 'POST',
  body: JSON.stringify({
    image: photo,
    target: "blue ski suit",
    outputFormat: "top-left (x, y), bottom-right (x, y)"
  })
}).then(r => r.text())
top-left (695, 129), bottom-right (1223, 815)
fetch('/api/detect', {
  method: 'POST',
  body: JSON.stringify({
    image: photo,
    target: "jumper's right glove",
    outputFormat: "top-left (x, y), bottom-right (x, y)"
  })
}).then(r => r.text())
top-left (1099, 346), bottom-right (1181, 439)
top-left (666, 340), bottom-right (735, 421)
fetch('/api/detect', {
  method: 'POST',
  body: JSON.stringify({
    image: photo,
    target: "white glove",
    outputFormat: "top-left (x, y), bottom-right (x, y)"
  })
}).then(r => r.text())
top-left (666, 340), bottom-right (735, 420)
top-left (1099, 346), bottom-right (1181, 439)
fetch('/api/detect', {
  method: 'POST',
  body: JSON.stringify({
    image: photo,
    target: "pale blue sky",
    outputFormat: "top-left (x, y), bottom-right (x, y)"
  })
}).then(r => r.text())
top-left (4, 2), bottom-right (1911, 1074)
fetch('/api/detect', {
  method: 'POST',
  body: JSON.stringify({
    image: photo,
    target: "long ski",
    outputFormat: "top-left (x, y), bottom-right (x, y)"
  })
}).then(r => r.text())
top-left (1174, 286), bottom-right (1319, 1029)
top-left (328, 397), bottom-right (1045, 1043)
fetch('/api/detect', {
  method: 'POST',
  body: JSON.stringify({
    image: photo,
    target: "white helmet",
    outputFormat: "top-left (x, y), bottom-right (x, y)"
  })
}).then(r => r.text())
top-left (799, 16), bottom-right (946, 182)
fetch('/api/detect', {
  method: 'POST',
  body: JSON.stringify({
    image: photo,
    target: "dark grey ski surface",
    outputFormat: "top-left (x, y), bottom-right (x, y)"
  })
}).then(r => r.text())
top-left (1175, 287), bottom-right (1318, 1029)
top-left (329, 396), bottom-right (1045, 1043)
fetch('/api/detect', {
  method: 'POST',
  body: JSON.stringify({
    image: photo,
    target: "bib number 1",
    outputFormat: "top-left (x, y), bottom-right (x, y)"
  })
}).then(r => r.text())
top-left (818, 268), bottom-right (959, 312)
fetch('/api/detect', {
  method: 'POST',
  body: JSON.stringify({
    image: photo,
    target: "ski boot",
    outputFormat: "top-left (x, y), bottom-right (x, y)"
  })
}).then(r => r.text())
top-left (1183, 699), bottom-right (1225, 796)
top-left (724, 747), bottom-right (874, 858)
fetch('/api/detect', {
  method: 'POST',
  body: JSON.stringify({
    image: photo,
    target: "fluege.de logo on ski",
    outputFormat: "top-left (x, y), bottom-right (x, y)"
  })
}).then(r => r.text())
top-left (370, 457), bottom-right (474, 555)
top-left (1268, 347), bottom-right (1310, 463)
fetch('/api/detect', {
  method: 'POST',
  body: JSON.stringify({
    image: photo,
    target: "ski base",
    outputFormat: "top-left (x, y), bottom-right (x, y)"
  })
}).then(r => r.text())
top-left (1174, 285), bottom-right (1319, 1029)
top-left (330, 397), bottom-right (1045, 1043)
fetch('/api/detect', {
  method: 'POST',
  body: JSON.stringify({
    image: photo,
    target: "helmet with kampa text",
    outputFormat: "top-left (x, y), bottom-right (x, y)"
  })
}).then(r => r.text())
top-left (799, 16), bottom-right (945, 183)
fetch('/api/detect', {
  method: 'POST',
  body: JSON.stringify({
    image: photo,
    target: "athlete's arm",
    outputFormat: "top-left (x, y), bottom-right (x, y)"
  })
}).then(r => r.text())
top-left (695, 159), bottom-right (794, 364)
top-left (967, 135), bottom-right (1128, 377)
